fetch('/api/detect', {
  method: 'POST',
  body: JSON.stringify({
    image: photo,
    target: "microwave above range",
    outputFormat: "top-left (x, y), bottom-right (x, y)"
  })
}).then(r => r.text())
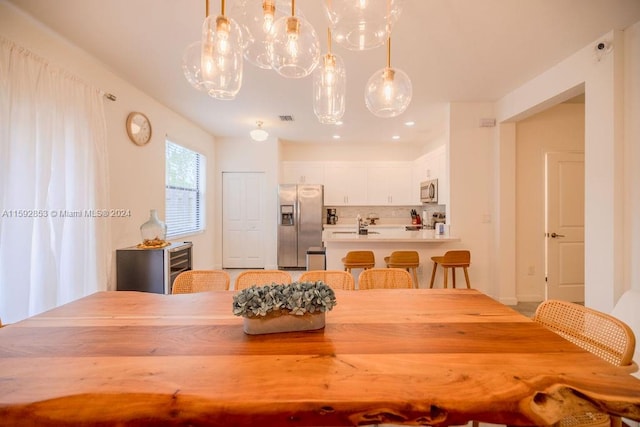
top-left (420, 179), bottom-right (438, 203)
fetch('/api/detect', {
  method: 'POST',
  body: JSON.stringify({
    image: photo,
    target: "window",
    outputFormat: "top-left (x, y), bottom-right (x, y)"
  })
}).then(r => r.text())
top-left (165, 140), bottom-right (205, 237)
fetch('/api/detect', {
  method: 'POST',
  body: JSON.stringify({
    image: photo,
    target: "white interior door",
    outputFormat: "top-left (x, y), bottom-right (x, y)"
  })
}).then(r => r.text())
top-left (545, 152), bottom-right (585, 302)
top-left (222, 172), bottom-right (265, 268)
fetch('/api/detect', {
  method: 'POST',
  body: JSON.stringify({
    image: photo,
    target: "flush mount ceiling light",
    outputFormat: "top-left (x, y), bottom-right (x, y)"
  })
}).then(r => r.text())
top-left (323, 0), bottom-right (405, 51)
top-left (201, 0), bottom-right (244, 100)
top-left (364, 37), bottom-right (412, 118)
top-left (313, 29), bottom-right (346, 124)
top-left (250, 121), bottom-right (269, 141)
top-left (268, 0), bottom-right (320, 78)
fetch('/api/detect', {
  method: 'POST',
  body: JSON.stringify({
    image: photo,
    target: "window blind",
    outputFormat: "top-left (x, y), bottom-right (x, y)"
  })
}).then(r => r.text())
top-left (165, 140), bottom-right (205, 237)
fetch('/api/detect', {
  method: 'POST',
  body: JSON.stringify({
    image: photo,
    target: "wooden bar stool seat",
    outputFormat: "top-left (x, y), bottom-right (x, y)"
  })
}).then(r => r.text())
top-left (341, 251), bottom-right (375, 273)
top-left (429, 250), bottom-right (471, 289)
top-left (384, 251), bottom-right (420, 288)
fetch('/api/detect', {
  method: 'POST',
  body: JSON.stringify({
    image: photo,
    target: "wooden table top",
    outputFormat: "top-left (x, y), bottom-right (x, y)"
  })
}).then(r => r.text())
top-left (1, 289), bottom-right (639, 426)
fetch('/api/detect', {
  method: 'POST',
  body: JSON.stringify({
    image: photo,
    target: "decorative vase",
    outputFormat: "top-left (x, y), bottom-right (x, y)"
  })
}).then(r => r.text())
top-left (140, 209), bottom-right (167, 242)
top-left (243, 312), bottom-right (326, 335)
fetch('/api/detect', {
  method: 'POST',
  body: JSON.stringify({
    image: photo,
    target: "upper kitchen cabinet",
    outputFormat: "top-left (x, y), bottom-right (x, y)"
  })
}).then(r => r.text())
top-left (414, 145), bottom-right (447, 204)
top-left (324, 163), bottom-right (368, 206)
top-left (367, 163), bottom-right (416, 205)
top-left (281, 161), bottom-right (325, 184)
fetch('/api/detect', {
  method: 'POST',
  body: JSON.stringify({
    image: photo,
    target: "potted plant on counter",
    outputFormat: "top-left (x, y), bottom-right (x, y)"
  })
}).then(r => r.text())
top-left (232, 281), bottom-right (337, 335)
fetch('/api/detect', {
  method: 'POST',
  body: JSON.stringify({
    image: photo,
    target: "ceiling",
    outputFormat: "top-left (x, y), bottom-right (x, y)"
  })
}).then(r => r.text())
top-left (7, 0), bottom-right (640, 146)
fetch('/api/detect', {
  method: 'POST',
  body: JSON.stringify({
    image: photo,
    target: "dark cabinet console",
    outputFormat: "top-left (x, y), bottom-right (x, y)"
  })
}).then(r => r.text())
top-left (116, 242), bottom-right (192, 294)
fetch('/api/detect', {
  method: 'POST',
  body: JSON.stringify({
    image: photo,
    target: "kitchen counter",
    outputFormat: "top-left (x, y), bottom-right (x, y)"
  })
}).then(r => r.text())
top-left (323, 228), bottom-right (459, 243)
top-left (322, 228), bottom-right (463, 288)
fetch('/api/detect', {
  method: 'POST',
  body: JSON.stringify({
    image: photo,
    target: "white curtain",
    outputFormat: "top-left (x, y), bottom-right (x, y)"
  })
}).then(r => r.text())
top-left (0, 37), bottom-right (110, 323)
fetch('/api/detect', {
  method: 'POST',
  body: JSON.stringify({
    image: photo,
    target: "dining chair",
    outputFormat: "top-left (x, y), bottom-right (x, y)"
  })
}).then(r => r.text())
top-left (384, 250), bottom-right (420, 288)
top-left (429, 250), bottom-right (471, 289)
top-left (533, 299), bottom-right (636, 427)
top-left (357, 268), bottom-right (413, 290)
top-left (172, 270), bottom-right (231, 294)
top-left (341, 250), bottom-right (375, 273)
top-left (234, 270), bottom-right (292, 290)
top-left (299, 270), bottom-right (355, 291)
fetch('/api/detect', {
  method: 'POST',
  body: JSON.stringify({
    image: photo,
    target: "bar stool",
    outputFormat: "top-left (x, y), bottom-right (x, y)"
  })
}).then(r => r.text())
top-left (341, 251), bottom-right (375, 274)
top-left (384, 251), bottom-right (420, 288)
top-left (429, 250), bottom-right (471, 289)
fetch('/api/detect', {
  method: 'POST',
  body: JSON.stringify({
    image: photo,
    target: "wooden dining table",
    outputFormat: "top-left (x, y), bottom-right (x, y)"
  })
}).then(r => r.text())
top-left (1, 288), bottom-right (639, 426)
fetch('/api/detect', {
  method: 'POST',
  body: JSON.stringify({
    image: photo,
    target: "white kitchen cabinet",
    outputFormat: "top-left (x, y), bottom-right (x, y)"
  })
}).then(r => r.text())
top-left (324, 163), bottom-right (368, 205)
top-left (367, 163), bottom-right (415, 205)
top-left (281, 161), bottom-right (325, 184)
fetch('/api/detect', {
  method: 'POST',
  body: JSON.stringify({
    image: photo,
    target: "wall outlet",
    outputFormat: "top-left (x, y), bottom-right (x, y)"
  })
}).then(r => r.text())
top-left (527, 266), bottom-right (535, 276)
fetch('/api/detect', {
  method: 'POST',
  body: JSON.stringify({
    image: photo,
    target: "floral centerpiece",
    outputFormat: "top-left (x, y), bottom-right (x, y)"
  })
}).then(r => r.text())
top-left (232, 281), bottom-right (337, 335)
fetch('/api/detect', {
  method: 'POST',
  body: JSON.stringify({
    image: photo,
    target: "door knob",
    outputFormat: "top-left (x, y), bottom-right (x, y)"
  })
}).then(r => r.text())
top-left (550, 232), bottom-right (565, 238)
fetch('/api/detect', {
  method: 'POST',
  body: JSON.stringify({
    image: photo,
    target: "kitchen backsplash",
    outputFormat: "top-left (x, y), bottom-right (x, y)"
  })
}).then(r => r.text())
top-left (325, 205), bottom-right (446, 225)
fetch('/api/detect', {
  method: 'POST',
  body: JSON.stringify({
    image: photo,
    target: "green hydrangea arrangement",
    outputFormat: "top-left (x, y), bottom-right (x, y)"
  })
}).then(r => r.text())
top-left (232, 281), bottom-right (337, 318)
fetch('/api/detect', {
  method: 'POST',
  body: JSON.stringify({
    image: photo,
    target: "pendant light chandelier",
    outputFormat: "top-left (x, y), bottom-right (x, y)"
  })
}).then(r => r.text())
top-left (323, 0), bottom-right (405, 51)
top-left (236, 0), bottom-right (276, 69)
top-left (268, 0), bottom-right (320, 78)
top-left (364, 38), bottom-right (412, 118)
top-left (313, 29), bottom-right (346, 124)
top-left (182, 40), bottom-right (206, 92)
top-left (201, 0), bottom-right (244, 100)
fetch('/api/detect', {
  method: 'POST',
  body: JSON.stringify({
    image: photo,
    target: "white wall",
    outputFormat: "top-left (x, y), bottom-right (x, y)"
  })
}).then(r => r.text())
top-left (515, 103), bottom-right (585, 302)
top-left (624, 21), bottom-right (640, 298)
top-left (448, 103), bottom-right (501, 299)
top-left (0, 2), bottom-right (218, 289)
top-left (496, 24), bottom-right (639, 311)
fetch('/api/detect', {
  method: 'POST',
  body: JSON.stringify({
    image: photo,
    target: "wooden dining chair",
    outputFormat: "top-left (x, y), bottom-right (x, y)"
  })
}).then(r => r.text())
top-left (171, 270), bottom-right (230, 294)
top-left (384, 250), bottom-right (420, 288)
top-left (533, 299), bottom-right (636, 427)
top-left (357, 268), bottom-right (413, 290)
top-left (341, 250), bottom-right (375, 273)
top-left (299, 270), bottom-right (355, 290)
top-left (429, 250), bottom-right (471, 289)
top-left (234, 270), bottom-right (292, 290)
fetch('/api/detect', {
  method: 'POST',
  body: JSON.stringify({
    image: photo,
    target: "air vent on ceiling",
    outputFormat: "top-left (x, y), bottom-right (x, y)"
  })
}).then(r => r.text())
top-left (279, 115), bottom-right (294, 122)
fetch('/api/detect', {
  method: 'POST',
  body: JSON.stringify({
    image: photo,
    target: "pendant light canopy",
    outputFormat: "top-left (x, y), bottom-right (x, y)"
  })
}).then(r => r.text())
top-left (313, 29), bottom-right (346, 124)
top-left (268, 0), bottom-right (320, 78)
top-left (323, 0), bottom-right (405, 51)
top-left (364, 38), bottom-right (412, 118)
top-left (250, 121), bottom-right (269, 141)
top-left (201, 0), bottom-right (244, 100)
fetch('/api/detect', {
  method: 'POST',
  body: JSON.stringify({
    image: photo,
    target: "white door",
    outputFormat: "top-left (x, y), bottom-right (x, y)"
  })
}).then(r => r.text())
top-left (222, 172), bottom-right (265, 268)
top-left (545, 152), bottom-right (585, 302)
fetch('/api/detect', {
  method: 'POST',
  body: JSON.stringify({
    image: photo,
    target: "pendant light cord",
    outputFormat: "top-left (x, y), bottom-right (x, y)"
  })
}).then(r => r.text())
top-left (387, 38), bottom-right (391, 68)
top-left (291, 0), bottom-right (296, 16)
top-left (221, 0), bottom-right (225, 16)
top-left (327, 28), bottom-right (332, 54)
top-left (205, 0), bottom-right (209, 17)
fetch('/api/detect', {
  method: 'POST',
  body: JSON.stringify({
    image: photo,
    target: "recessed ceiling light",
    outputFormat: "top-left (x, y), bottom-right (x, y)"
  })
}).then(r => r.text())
top-left (404, 121), bottom-right (415, 127)
top-left (335, 121), bottom-right (344, 126)
top-left (392, 135), bottom-right (400, 140)
top-left (333, 135), bottom-right (341, 139)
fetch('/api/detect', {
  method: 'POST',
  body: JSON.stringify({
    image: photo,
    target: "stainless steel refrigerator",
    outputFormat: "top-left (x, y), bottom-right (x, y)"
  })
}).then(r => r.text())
top-left (277, 184), bottom-right (324, 268)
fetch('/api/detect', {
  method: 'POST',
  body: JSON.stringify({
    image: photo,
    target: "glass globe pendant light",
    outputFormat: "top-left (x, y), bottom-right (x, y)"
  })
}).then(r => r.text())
top-left (201, 0), bottom-right (244, 100)
top-left (364, 38), bottom-right (412, 118)
top-left (313, 29), bottom-right (346, 124)
top-left (182, 41), bottom-right (206, 91)
top-left (268, 0), bottom-right (320, 78)
top-left (323, 0), bottom-right (405, 51)
top-left (236, 0), bottom-right (278, 69)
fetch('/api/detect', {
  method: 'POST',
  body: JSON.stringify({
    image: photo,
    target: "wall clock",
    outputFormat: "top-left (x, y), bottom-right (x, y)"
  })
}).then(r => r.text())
top-left (126, 112), bottom-right (152, 146)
